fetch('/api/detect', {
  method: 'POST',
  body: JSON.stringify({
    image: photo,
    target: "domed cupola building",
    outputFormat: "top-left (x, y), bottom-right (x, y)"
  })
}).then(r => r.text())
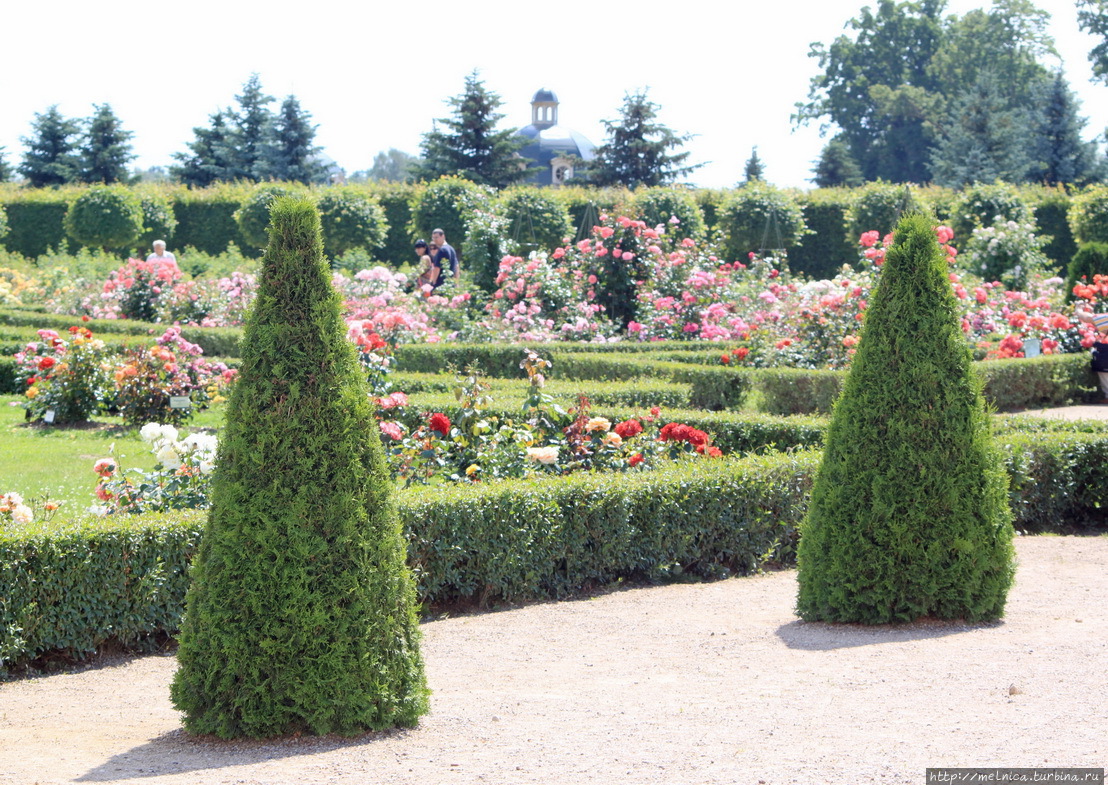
top-left (516, 89), bottom-right (596, 186)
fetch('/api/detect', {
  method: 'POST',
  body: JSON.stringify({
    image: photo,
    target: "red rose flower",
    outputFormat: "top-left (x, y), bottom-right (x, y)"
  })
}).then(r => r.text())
top-left (685, 428), bottom-right (709, 447)
top-left (37, 357), bottom-right (56, 371)
top-left (628, 453), bottom-right (644, 467)
top-left (429, 412), bottom-right (451, 437)
top-left (614, 419), bottom-right (642, 440)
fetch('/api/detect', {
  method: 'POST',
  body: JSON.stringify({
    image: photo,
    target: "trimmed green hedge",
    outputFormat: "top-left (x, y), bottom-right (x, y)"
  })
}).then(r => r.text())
top-left (1, 452), bottom-right (812, 669)
top-left (0, 190), bottom-right (74, 257)
top-left (7, 423), bottom-right (1108, 670)
top-left (0, 308), bottom-right (242, 359)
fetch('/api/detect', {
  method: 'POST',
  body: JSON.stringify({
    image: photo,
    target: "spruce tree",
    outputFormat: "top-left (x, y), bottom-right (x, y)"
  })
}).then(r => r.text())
top-left (171, 197), bottom-right (429, 738)
top-left (229, 73), bottom-right (276, 181)
top-left (416, 70), bottom-right (532, 189)
top-left (796, 213), bottom-right (1015, 624)
top-left (0, 147), bottom-right (13, 182)
top-left (743, 146), bottom-right (765, 183)
top-left (589, 89), bottom-right (701, 188)
top-left (1028, 73), bottom-right (1099, 186)
top-left (269, 95), bottom-right (326, 184)
top-left (19, 105), bottom-right (81, 187)
top-left (812, 136), bottom-right (864, 187)
top-left (171, 110), bottom-right (237, 187)
top-left (928, 71), bottom-right (1031, 187)
top-left (79, 103), bottom-right (135, 184)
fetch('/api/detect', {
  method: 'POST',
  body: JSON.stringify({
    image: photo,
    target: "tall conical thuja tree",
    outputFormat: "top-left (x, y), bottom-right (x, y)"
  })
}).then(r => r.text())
top-left (796, 213), bottom-right (1015, 624)
top-left (171, 197), bottom-right (428, 737)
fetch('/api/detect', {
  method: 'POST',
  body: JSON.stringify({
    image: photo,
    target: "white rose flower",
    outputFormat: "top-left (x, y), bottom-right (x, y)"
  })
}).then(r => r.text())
top-left (156, 445), bottom-right (181, 469)
top-left (12, 504), bottom-right (33, 525)
top-left (525, 446), bottom-right (559, 465)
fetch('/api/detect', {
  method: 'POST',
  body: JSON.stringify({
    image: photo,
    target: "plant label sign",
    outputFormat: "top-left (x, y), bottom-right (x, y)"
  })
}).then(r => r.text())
top-left (170, 396), bottom-right (192, 409)
top-left (44, 409), bottom-right (56, 424)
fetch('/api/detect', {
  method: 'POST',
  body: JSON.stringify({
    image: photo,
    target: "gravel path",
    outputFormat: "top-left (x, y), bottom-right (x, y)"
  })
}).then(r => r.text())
top-left (0, 535), bottom-right (1105, 785)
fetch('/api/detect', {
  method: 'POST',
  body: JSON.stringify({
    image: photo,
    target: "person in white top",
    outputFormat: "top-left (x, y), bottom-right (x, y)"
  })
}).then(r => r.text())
top-left (147, 240), bottom-right (176, 263)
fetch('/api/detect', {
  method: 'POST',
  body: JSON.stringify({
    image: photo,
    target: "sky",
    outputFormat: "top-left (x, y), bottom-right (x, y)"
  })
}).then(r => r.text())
top-left (2, 0), bottom-right (1105, 190)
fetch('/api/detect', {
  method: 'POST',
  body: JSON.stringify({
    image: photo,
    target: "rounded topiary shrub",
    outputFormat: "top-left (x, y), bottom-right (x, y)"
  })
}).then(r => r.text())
top-left (1068, 185), bottom-right (1108, 245)
top-left (234, 184), bottom-right (306, 249)
top-left (716, 182), bottom-right (808, 263)
top-left (796, 213), bottom-right (1015, 624)
top-left (409, 175), bottom-right (491, 250)
top-left (1065, 241), bottom-right (1108, 300)
top-left (135, 190), bottom-right (177, 251)
top-left (950, 182), bottom-right (1032, 244)
top-left (630, 186), bottom-right (706, 240)
top-left (846, 181), bottom-right (922, 240)
top-left (317, 186), bottom-right (389, 259)
top-left (498, 187), bottom-right (572, 257)
top-left (171, 197), bottom-right (429, 738)
top-left (64, 185), bottom-right (144, 249)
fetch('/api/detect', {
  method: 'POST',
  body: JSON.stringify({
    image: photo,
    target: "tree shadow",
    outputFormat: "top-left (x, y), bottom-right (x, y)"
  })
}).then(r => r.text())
top-left (776, 616), bottom-right (1003, 651)
top-left (75, 725), bottom-right (413, 782)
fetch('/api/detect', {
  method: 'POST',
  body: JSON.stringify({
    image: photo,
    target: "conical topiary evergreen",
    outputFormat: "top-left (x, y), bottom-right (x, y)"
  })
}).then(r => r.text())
top-left (171, 197), bottom-right (428, 738)
top-left (796, 213), bottom-right (1015, 624)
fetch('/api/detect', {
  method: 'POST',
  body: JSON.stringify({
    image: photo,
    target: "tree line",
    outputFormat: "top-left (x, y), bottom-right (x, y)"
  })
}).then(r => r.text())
top-left (803, 0), bottom-right (1108, 188)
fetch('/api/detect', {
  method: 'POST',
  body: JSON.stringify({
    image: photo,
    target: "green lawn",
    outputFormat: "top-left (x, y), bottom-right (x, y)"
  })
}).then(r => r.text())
top-left (0, 395), bottom-right (225, 510)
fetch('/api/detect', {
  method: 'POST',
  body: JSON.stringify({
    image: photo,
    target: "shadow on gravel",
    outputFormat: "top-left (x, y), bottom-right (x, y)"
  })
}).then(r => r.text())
top-left (75, 725), bottom-right (414, 782)
top-left (776, 617), bottom-right (1002, 651)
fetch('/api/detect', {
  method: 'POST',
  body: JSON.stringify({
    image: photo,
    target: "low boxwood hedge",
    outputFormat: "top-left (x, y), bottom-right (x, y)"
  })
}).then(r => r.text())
top-left (5, 425), bottom-right (1108, 671)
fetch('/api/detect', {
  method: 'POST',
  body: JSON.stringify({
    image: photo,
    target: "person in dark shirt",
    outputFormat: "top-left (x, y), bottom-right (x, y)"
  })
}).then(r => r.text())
top-left (431, 228), bottom-right (458, 283)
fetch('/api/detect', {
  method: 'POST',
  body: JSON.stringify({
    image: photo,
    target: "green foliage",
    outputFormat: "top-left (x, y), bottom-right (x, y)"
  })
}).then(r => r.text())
top-left (0, 511), bottom-right (201, 670)
top-left (170, 109), bottom-right (237, 187)
top-left (63, 185), bottom-right (144, 250)
top-left (1068, 185), bottom-right (1108, 245)
top-left (588, 89), bottom-right (701, 188)
top-left (1028, 73), bottom-right (1101, 186)
top-left (498, 187), bottom-right (572, 256)
top-left (134, 188), bottom-right (178, 250)
top-left (756, 368), bottom-right (843, 415)
top-left (461, 207), bottom-right (509, 292)
top-left (316, 187), bottom-right (389, 258)
top-left (268, 95), bottom-right (326, 184)
top-left (11, 417), bottom-right (1108, 668)
top-left (950, 181), bottom-right (1033, 242)
top-left (409, 175), bottom-right (490, 249)
top-left (371, 182), bottom-right (418, 265)
top-left (716, 182), bottom-right (808, 262)
top-left (742, 146), bottom-right (766, 183)
top-left (233, 183), bottom-right (305, 250)
top-left (1077, 0), bottom-right (1108, 84)
top-left (796, 214), bottom-right (1015, 623)
top-left (812, 136), bottom-right (864, 188)
top-left (171, 197), bottom-right (428, 738)
top-left (630, 187), bottom-right (706, 240)
top-left (847, 181), bottom-right (923, 239)
top-left (1030, 187), bottom-right (1077, 269)
top-left (1065, 242), bottom-right (1108, 301)
top-left (19, 106), bottom-right (82, 187)
top-left (172, 183), bottom-right (252, 255)
top-left (0, 203), bottom-right (7, 241)
top-left (366, 149), bottom-right (421, 183)
top-left (929, 71), bottom-right (1034, 187)
top-left (78, 103), bottom-right (135, 185)
top-left (415, 71), bottom-right (533, 189)
top-left (790, 189), bottom-right (856, 278)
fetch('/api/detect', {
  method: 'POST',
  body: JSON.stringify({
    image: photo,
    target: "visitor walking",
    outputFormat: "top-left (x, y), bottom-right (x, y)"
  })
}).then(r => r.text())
top-left (146, 240), bottom-right (176, 263)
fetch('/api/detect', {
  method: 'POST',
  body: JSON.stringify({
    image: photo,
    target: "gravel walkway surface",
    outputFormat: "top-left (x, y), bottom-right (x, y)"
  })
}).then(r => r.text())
top-left (1, 534), bottom-right (1105, 785)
